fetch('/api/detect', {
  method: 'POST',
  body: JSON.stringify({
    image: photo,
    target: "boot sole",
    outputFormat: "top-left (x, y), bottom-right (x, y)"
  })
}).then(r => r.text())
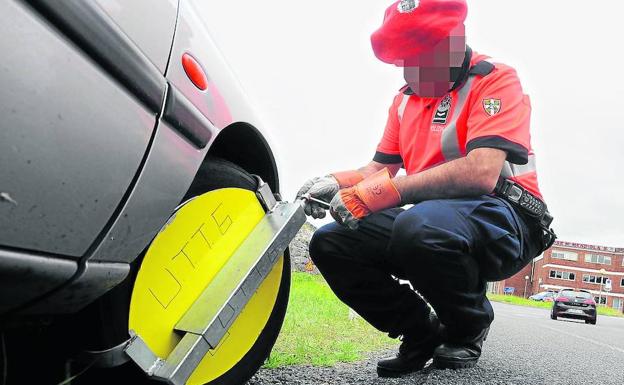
top-left (376, 360), bottom-right (429, 378)
top-left (432, 356), bottom-right (478, 370)
top-left (376, 367), bottom-right (405, 378)
top-left (433, 327), bottom-right (488, 370)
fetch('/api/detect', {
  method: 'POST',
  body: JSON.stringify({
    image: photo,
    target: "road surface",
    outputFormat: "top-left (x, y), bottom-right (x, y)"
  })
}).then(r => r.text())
top-left (249, 302), bottom-right (624, 385)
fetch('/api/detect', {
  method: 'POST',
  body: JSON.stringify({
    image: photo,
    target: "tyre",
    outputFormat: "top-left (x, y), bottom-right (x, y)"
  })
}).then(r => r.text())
top-left (76, 157), bottom-right (290, 385)
top-left (1, 322), bottom-right (78, 384)
top-left (550, 310), bottom-right (557, 320)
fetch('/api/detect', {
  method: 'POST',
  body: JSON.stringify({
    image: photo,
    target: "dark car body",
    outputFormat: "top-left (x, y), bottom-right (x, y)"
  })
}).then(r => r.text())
top-left (551, 289), bottom-right (597, 324)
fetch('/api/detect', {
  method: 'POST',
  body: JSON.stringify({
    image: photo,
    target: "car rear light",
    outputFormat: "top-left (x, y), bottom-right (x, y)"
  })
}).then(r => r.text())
top-left (556, 297), bottom-right (570, 302)
top-left (583, 299), bottom-right (596, 305)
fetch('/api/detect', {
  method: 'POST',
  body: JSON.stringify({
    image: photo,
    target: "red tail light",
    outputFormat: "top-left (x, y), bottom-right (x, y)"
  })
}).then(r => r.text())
top-left (556, 297), bottom-right (570, 302)
top-left (583, 299), bottom-right (596, 305)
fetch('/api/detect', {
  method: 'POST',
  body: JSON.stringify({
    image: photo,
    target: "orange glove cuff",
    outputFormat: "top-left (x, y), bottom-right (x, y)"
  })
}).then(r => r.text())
top-left (354, 168), bottom-right (402, 213)
top-left (331, 170), bottom-right (365, 188)
top-left (338, 187), bottom-right (371, 219)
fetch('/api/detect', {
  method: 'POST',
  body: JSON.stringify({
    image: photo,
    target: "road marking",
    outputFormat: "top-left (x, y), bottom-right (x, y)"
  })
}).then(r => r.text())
top-left (540, 325), bottom-right (624, 354)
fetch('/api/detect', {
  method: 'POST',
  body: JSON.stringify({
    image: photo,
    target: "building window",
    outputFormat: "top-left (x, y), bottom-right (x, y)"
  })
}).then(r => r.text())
top-left (549, 270), bottom-right (575, 281)
top-left (621, 278), bottom-right (624, 287)
top-left (584, 253), bottom-right (612, 265)
top-left (582, 274), bottom-right (609, 285)
top-left (613, 298), bottom-right (623, 311)
top-left (594, 296), bottom-right (607, 305)
top-left (551, 250), bottom-right (578, 261)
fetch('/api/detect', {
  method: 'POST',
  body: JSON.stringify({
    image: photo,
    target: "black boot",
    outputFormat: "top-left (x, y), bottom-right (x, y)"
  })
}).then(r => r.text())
top-left (377, 313), bottom-right (442, 378)
top-left (432, 326), bottom-right (489, 369)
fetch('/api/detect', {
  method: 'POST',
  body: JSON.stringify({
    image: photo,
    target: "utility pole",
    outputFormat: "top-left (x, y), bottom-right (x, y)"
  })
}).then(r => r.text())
top-left (598, 268), bottom-right (606, 306)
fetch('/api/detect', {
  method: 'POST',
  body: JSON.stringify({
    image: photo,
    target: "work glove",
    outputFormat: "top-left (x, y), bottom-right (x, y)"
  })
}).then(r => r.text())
top-left (296, 171), bottom-right (365, 219)
top-left (330, 168), bottom-right (402, 230)
top-left (296, 175), bottom-right (339, 219)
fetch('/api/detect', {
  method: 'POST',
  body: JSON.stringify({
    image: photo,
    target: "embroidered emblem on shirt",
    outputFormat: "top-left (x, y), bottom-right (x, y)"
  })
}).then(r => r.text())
top-left (483, 99), bottom-right (502, 116)
top-left (432, 94), bottom-right (452, 125)
top-left (397, 0), bottom-right (419, 13)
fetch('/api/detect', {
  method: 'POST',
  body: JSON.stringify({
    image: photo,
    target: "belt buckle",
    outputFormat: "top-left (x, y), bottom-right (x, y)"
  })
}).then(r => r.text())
top-left (540, 211), bottom-right (554, 229)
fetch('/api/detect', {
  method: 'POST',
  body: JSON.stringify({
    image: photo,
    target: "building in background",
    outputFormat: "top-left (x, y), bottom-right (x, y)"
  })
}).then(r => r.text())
top-left (490, 241), bottom-right (624, 313)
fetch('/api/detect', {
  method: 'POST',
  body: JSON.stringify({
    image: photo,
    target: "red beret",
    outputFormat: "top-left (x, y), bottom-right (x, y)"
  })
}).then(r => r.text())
top-left (371, 0), bottom-right (468, 65)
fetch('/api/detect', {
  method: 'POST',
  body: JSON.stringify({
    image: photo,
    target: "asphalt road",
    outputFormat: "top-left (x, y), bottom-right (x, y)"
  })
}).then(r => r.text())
top-left (249, 302), bottom-right (624, 385)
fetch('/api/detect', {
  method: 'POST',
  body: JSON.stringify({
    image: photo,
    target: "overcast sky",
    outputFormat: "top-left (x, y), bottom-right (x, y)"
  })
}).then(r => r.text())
top-left (195, 1), bottom-right (624, 247)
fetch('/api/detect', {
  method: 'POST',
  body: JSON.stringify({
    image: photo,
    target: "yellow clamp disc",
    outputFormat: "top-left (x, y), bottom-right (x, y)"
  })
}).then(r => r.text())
top-left (129, 188), bottom-right (283, 384)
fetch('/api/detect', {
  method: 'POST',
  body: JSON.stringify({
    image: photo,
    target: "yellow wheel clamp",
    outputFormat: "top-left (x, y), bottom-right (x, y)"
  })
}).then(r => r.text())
top-left (124, 177), bottom-right (305, 385)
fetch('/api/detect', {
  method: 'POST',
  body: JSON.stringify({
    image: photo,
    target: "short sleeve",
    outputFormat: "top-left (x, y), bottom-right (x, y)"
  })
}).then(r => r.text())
top-left (466, 67), bottom-right (531, 165)
top-left (373, 94), bottom-right (404, 164)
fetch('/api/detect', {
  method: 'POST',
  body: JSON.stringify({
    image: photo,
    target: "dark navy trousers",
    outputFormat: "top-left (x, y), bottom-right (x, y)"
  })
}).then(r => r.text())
top-left (309, 195), bottom-right (544, 337)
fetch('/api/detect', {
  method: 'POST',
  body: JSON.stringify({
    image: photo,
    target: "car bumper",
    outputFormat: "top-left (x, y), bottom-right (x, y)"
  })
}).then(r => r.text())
top-left (553, 305), bottom-right (596, 320)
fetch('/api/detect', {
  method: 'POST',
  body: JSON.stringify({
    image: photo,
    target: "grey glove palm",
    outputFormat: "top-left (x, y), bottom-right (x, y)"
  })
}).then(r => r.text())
top-left (296, 175), bottom-right (340, 219)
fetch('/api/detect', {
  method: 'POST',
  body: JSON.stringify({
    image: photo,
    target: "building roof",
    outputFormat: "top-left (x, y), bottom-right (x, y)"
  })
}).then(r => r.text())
top-left (552, 241), bottom-right (624, 254)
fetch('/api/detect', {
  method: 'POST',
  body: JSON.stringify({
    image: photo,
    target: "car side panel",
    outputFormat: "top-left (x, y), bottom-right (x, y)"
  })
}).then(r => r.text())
top-left (21, 260), bottom-right (130, 314)
top-left (166, 0), bottom-right (269, 130)
top-left (89, 118), bottom-right (215, 264)
top-left (168, 0), bottom-right (285, 187)
top-left (90, 0), bottom-right (279, 264)
top-left (95, 0), bottom-right (179, 74)
top-left (0, 249), bottom-right (77, 314)
top-left (0, 1), bottom-right (156, 257)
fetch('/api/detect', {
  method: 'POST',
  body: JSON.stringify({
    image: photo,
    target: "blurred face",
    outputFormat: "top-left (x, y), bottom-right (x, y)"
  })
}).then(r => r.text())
top-left (401, 24), bottom-right (466, 97)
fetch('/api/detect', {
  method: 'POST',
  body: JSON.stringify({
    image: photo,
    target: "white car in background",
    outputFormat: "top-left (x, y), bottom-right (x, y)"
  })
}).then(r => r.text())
top-left (529, 291), bottom-right (556, 302)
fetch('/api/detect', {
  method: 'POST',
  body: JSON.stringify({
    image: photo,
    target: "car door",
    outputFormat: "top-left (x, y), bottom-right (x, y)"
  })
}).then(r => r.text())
top-left (0, 0), bottom-right (176, 258)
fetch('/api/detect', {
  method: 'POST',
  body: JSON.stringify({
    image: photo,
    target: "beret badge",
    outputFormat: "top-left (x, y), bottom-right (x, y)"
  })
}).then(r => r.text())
top-left (397, 0), bottom-right (420, 13)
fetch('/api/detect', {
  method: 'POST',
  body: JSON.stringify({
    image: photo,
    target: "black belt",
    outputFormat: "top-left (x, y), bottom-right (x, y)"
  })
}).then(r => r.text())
top-left (494, 178), bottom-right (557, 251)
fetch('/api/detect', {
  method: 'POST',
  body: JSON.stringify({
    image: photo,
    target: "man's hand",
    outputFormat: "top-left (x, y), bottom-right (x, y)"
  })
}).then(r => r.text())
top-left (297, 170), bottom-right (368, 219)
top-left (330, 168), bottom-right (401, 229)
top-left (296, 175), bottom-right (340, 219)
top-left (329, 187), bottom-right (369, 230)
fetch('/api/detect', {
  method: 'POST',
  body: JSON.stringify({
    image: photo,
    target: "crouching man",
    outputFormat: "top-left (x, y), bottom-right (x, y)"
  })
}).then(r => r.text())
top-left (297, 0), bottom-right (555, 377)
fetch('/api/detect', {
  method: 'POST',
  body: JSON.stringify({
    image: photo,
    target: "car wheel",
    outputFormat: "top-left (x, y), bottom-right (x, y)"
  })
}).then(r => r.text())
top-left (77, 157), bottom-right (290, 385)
top-left (590, 318), bottom-right (597, 325)
top-left (550, 311), bottom-right (557, 320)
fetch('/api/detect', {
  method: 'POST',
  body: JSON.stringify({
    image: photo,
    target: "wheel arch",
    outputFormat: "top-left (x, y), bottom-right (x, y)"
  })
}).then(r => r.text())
top-left (204, 122), bottom-right (280, 194)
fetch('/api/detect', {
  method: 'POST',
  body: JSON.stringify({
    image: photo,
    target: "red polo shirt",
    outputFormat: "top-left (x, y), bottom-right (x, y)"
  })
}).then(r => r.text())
top-left (374, 50), bottom-right (543, 199)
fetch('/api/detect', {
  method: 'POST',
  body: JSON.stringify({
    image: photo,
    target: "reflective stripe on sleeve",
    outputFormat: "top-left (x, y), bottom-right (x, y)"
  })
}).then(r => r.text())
top-left (441, 76), bottom-right (476, 161)
top-left (501, 154), bottom-right (537, 178)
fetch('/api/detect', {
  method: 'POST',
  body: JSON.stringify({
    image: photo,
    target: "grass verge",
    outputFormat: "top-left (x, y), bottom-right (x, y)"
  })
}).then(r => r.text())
top-left (487, 293), bottom-right (624, 317)
top-left (264, 272), bottom-right (398, 368)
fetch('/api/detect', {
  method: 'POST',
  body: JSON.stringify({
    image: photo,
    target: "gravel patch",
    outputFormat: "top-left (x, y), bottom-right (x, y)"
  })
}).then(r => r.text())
top-left (289, 222), bottom-right (319, 274)
top-left (248, 350), bottom-right (530, 385)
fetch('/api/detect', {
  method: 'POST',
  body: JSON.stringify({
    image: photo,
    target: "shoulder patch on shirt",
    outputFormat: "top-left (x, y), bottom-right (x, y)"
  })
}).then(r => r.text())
top-left (482, 98), bottom-right (501, 116)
